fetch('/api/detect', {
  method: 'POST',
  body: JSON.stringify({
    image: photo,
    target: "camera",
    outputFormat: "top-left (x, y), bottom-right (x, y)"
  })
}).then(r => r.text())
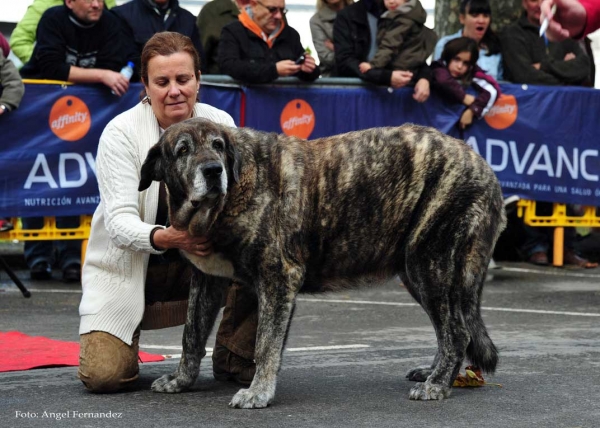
top-left (295, 55), bottom-right (305, 65)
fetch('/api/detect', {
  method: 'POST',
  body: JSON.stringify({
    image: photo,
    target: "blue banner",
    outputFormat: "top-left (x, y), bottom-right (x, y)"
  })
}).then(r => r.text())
top-left (0, 82), bottom-right (240, 217)
top-left (244, 83), bottom-right (600, 206)
top-left (1, 81), bottom-right (598, 218)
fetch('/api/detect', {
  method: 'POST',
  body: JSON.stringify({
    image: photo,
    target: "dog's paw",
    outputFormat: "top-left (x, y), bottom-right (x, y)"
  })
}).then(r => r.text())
top-left (151, 374), bottom-right (192, 393)
top-left (406, 366), bottom-right (433, 382)
top-left (229, 388), bottom-right (273, 409)
top-left (408, 382), bottom-right (451, 400)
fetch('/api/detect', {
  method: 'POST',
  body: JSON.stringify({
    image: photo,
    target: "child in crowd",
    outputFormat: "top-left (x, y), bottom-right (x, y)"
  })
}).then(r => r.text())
top-left (431, 37), bottom-right (500, 129)
top-left (358, 0), bottom-right (437, 75)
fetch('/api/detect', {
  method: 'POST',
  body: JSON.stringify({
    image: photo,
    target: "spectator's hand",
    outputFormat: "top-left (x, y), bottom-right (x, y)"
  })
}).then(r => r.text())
top-left (324, 39), bottom-right (335, 51)
top-left (300, 54), bottom-right (317, 73)
top-left (532, 62), bottom-right (542, 70)
top-left (101, 70), bottom-right (130, 97)
top-left (541, 0), bottom-right (587, 41)
top-left (463, 94), bottom-right (476, 106)
top-left (0, 107), bottom-right (4, 116)
top-left (564, 52), bottom-right (576, 61)
top-left (459, 108), bottom-right (475, 129)
top-left (276, 60), bottom-right (302, 77)
top-left (413, 78), bottom-right (430, 103)
top-left (153, 227), bottom-right (213, 257)
top-left (359, 62), bottom-right (372, 73)
top-left (390, 70), bottom-right (413, 89)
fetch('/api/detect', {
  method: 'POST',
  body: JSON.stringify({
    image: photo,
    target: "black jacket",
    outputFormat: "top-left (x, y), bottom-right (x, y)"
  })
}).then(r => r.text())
top-left (334, 0), bottom-right (431, 86)
top-left (112, 0), bottom-right (205, 74)
top-left (20, 6), bottom-right (131, 81)
top-left (501, 13), bottom-right (590, 85)
top-left (218, 20), bottom-right (320, 83)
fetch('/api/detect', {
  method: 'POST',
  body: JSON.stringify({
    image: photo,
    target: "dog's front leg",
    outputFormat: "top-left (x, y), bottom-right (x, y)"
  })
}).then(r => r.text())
top-left (152, 271), bottom-right (225, 393)
top-left (229, 278), bottom-right (299, 409)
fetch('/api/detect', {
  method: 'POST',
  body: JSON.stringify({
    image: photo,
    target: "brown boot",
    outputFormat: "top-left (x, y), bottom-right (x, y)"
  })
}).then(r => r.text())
top-left (212, 343), bottom-right (256, 386)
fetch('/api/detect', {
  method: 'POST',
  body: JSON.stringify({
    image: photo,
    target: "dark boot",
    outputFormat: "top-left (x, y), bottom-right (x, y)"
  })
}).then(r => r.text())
top-left (212, 282), bottom-right (258, 385)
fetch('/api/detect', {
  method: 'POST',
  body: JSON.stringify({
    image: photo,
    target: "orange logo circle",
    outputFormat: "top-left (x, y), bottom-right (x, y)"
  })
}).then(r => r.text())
top-left (484, 94), bottom-right (518, 130)
top-left (48, 96), bottom-right (92, 141)
top-left (280, 99), bottom-right (315, 139)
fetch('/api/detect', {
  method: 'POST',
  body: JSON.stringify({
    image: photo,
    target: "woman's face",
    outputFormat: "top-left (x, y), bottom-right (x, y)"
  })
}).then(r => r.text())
top-left (448, 51), bottom-right (472, 78)
top-left (144, 52), bottom-right (200, 130)
top-left (460, 8), bottom-right (491, 43)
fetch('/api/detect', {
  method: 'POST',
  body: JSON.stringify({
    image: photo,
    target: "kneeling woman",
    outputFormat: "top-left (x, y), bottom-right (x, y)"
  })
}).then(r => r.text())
top-left (78, 32), bottom-right (257, 392)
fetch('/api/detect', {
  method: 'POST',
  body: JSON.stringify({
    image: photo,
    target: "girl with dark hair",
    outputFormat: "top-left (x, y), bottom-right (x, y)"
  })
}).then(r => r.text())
top-left (432, 36), bottom-right (501, 129)
top-left (433, 0), bottom-right (503, 80)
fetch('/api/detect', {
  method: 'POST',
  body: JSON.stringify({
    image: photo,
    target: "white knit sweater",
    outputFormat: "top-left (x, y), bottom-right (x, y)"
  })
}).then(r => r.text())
top-left (79, 102), bottom-right (235, 345)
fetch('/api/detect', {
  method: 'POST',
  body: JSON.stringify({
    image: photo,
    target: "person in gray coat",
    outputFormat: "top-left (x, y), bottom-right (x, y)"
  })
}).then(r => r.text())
top-left (309, 0), bottom-right (353, 77)
top-left (0, 36), bottom-right (24, 115)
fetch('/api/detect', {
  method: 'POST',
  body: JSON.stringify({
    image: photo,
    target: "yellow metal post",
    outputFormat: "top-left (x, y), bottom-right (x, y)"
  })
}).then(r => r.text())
top-left (553, 227), bottom-right (564, 266)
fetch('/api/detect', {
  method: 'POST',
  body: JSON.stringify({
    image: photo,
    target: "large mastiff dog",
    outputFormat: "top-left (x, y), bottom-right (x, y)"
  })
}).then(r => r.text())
top-left (139, 118), bottom-right (506, 408)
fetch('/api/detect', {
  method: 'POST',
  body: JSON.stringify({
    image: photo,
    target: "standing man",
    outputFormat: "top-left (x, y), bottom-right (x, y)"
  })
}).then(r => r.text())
top-left (218, 0), bottom-right (320, 83)
top-left (197, 0), bottom-right (249, 74)
top-left (19, 0), bottom-right (134, 282)
top-left (112, 0), bottom-right (205, 75)
top-left (501, 0), bottom-right (591, 85)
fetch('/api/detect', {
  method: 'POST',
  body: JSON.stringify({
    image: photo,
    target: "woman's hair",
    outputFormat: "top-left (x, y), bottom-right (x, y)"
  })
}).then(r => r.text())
top-left (316, 0), bottom-right (354, 11)
top-left (459, 0), bottom-right (501, 56)
top-left (140, 32), bottom-right (201, 86)
top-left (441, 37), bottom-right (479, 81)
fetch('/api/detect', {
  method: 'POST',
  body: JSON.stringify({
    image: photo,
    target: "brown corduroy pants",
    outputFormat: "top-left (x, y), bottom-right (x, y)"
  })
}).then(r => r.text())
top-left (78, 276), bottom-right (258, 393)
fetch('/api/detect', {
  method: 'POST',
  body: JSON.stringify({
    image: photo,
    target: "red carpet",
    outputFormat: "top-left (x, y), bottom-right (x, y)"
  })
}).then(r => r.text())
top-left (0, 331), bottom-right (164, 372)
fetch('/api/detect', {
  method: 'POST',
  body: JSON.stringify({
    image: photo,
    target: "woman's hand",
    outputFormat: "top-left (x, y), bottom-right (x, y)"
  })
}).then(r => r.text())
top-left (152, 227), bottom-right (213, 256)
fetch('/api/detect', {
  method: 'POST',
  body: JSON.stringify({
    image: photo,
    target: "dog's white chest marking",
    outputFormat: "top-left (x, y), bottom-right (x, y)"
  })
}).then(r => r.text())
top-left (184, 251), bottom-right (235, 279)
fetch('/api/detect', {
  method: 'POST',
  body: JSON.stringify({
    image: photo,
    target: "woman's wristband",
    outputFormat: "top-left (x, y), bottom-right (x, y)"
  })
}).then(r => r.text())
top-left (150, 226), bottom-right (165, 251)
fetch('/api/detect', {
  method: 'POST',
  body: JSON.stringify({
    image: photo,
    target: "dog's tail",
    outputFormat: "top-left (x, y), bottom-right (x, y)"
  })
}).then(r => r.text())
top-left (463, 288), bottom-right (498, 373)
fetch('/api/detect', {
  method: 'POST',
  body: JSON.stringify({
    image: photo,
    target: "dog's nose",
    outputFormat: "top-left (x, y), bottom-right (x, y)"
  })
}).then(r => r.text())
top-left (202, 162), bottom-right (223, 179)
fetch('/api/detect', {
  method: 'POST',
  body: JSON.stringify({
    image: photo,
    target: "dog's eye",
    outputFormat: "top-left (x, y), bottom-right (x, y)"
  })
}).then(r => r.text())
top-left (177, 146), bottom-right (188, 156)
top-left (212, 139), bottom-right (224, 152)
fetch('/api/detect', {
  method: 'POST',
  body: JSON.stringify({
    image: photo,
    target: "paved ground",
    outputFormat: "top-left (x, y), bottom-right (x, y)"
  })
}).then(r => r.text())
top-left (1, 254), bottom-right (600, 428)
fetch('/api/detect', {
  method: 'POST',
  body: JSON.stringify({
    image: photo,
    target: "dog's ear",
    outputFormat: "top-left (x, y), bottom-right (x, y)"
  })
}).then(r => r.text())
top-left (224, 129), bottom-right (241, 184)
top-left (138, 143), bottom-right (164, 191)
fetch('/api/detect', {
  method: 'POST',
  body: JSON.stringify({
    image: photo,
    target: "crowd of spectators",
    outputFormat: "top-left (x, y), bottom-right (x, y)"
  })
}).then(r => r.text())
top-left (1, 0), bottom-right (598, 276)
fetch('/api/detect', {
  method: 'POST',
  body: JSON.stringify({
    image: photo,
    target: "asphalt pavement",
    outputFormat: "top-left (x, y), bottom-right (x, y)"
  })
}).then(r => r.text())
top-left (1, 248), bottom-right (600, 428)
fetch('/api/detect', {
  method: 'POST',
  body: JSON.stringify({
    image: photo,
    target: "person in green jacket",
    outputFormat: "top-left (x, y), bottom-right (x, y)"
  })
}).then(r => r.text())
top-left (10, 0), bottom-right (117, 65)
top-left (197, 0), bottom-right (248, 74)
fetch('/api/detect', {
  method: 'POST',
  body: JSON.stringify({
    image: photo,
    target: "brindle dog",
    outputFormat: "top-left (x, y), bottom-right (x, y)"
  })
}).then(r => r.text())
top-left (139, 118), bottom-right (506, 408)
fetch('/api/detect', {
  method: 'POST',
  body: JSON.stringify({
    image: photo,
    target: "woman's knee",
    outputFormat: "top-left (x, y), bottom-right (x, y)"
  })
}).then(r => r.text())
top-left (77, 331), bottom-right (139, 393)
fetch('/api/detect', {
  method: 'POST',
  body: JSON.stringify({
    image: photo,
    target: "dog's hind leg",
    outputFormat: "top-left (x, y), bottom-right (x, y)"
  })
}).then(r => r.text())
top-left (229, 274), bottom-right (300, 409)
top-left (152, 271), bottom-right (226, 393)
top-left (402, 259), bottom-right (471, 400)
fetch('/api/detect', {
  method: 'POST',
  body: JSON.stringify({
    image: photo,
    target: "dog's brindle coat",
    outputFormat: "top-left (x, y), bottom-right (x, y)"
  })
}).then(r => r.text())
top-left (139, 118), bottom-right (506, 408)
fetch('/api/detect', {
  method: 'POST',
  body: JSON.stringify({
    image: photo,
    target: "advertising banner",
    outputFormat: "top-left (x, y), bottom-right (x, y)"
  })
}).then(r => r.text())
top-left (1, 81), bottom-right (598, 218)
top-left (244, 84), bottom-right (600, 206)
top-left (0, 82), bottom-right (240, 217)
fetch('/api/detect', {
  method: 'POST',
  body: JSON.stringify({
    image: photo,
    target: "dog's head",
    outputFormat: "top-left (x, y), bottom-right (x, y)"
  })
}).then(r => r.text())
top-left (139, 117), bottom-right (241, 236)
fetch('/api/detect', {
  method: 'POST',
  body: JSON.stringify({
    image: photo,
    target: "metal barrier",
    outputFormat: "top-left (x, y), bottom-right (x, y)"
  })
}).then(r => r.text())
top-left (517, 200), bottom-right (600, 266)
top-left (0, 215), bottom-right (92, 264)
